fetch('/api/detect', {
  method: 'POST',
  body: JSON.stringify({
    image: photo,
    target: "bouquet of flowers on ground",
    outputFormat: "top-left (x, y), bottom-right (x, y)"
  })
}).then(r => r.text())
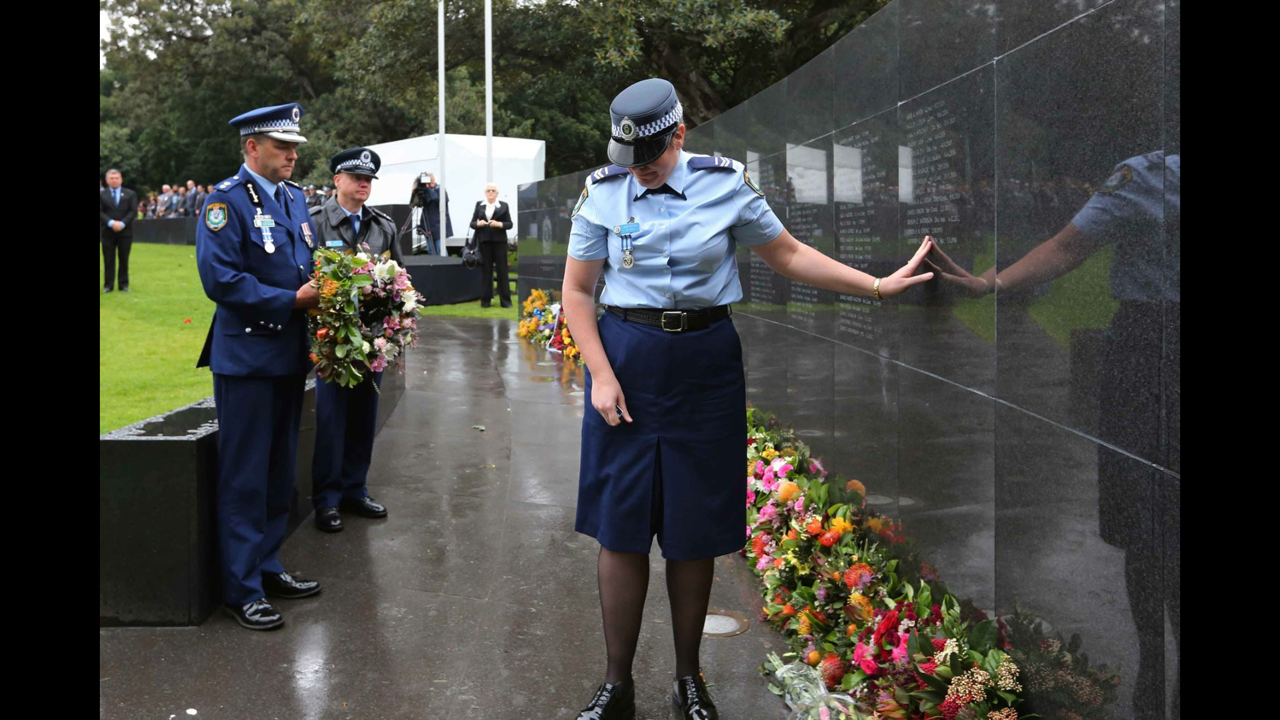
top-left (308, 245), bottom-right (422, 389)
top-left (518, 289), bottom-right (584, 364)
top-left (744, 406), bottom-right (1122, 718)
top-left (518, 289), bottom-right (556, 345)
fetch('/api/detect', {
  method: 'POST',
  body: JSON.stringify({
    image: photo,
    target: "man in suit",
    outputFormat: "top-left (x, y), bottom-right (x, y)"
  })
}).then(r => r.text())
top-left (308, 147), bottom-right (399, 533)
top-left (195, 102), bottom-right (323, 631)
top-left (411, 173), bottom-right (452, 255)
top-left (100, 169), bottom-right (137, 293)
top-left (470, 182), bottom-right (513, 308)
top-left (183, 179), bottom-right (200, 217)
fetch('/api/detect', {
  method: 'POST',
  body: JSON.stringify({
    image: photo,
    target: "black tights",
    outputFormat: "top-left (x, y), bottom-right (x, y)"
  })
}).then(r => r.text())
top-left (597, 547), bottom-right (715, 684)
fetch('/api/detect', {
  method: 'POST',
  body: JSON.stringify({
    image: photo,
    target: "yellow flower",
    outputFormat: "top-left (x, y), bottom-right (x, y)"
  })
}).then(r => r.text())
top-left (830, 517), bottom-right (854, 535)
top-left (761, 447), bottom-right (779, 462)
top-left (781, 446), bottom-right (796, 458)
top-left (866, 517), bottom-right (884, 534)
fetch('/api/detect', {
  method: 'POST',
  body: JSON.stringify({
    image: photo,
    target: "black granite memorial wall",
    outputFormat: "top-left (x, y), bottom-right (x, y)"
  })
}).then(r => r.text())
top-left (100, 367), bottom-right (405, 626)
top-left (516, 1), bottom-right (1179, 715)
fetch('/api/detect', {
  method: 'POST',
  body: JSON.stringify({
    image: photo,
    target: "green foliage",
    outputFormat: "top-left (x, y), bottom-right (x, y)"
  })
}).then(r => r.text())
top-left (100, 0), bottom-right (890, 188)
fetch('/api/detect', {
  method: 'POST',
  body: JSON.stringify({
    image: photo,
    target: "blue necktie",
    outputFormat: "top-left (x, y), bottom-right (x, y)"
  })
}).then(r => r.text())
top-left (350, 213), bottom-right (361, 237)
top-left (113, 189), bottom-right (120, 206)
top-left (275, 185), bottom-right (290, 221)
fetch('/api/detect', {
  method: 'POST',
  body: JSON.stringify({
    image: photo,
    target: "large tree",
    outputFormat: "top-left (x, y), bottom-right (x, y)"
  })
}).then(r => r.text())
top-left (100, 0), bottom-right (889, 185)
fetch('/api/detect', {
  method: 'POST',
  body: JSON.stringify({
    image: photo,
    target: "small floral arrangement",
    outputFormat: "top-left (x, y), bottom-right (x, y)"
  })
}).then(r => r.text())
top-left (518, 289), bottom-right (583, 364)
top-left (745, 407), bottom-right (1115, 719)
top-left (308, 245), bottom-right (422, 388)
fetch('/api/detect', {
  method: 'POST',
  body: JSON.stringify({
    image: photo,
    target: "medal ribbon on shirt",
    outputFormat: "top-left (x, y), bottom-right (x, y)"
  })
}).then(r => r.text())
top-left (613, 216), bottom-right (640, 269)
top-left (243, 182), bottom-right (277, 254)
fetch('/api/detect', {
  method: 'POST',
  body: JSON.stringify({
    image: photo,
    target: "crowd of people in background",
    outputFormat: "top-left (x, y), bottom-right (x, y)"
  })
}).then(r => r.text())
top-left (102, 178), bottom-right (339, 220)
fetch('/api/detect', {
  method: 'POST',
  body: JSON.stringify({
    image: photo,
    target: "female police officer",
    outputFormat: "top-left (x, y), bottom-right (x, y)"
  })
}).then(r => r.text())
top-left (565, 79), bottom-right (935, 719)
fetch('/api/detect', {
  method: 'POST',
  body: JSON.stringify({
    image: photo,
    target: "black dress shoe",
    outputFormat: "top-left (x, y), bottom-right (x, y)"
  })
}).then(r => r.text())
top-left (120, 286), bottom-right (130, 292)
top-left (480, 300), bottom-right (491, 308)
top-left (315, 507), bottom-right (343, 533)
top-left (671, 672), bottom-right (718, 720)
top-left (103, 286), bottom-right (113, 293)
top-left (339, 495), bottom-right (388, 518)
top-left (576, 678), bottom-right (635, 720)
top-left (262, 571), bottom-right (321, 599)
top-left (224, 598), bottom-right (284, 630)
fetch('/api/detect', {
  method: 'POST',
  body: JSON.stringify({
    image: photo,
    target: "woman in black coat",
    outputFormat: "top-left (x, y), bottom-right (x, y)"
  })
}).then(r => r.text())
top-left (470, 183), bottom-right (514, 308)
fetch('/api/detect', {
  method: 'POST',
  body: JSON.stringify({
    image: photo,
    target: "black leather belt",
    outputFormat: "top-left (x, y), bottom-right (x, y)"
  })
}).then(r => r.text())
top-left (605, 305), bottom-right (731, 332)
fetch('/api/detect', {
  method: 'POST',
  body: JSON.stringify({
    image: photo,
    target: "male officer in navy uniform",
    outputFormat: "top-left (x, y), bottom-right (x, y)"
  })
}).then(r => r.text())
top-left (309, 147), bottom-right (398, 533)
top-left (195, 102), bottom-right (324, 631)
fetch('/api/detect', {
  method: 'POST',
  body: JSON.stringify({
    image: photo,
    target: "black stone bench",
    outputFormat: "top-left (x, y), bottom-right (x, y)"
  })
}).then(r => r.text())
top-left (99, 368), bottom-right (405, 626)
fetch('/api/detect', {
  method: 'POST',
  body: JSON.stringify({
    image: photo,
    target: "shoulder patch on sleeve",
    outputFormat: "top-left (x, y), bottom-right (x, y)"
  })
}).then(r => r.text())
top-left (1097, 165), bottom-right (1133, 194)
top-left (587, 165), bottom-right (629, 185)
top-left (688, 155), bottom-right (738, 171)
top-left (571, 186), bottom-right (589, 219)
top-left (743, 168), bottom-right (764, 197)
top-left (204, 202), bottom-right (229, 232)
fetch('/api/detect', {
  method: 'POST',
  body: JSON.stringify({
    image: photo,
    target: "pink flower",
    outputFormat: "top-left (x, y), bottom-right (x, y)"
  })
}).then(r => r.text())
top-left (755, 555), bottom-right (773, 571)
top-left (759, 503), bottom-right (778, 522)
top-left (816, 586), bottom-right (827, 602)
top-left (809, 458), bottom-right (828, 478)
top-left (746, 488), bottom-right (756, 507)
top-left (891, 634), bottom-right (909, 664)
top-left (393, 272), bottom-right (410, 290)
top-left (369, 355), bottom-right (387, 372)
top-left (760, 470), bottom-right (778, 492)
top-left (770, 458), bottom-right (794, 478)
top-left (793, 496), bottom-right (805, 513)
top-left (754, 460), bottom-right (766, 478)
top-left (853, 642), bottom-right (880, 675)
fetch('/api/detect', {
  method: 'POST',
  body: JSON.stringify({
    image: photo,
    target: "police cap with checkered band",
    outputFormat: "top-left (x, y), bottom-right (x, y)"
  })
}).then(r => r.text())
top-left (329, 147), bottom-right (380, 179)
top-left (607, 78), bottom-right (685, 168)
top-left (227, 103), bottom-right (308, 144)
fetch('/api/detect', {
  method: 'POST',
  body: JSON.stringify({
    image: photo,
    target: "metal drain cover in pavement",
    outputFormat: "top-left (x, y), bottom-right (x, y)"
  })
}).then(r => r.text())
top-left (703, 609), bottom-right (749, 637)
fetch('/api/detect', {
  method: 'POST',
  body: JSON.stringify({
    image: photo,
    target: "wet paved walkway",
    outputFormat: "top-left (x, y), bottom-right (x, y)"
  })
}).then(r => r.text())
top-left (100, 316), bottom-right (789, 720)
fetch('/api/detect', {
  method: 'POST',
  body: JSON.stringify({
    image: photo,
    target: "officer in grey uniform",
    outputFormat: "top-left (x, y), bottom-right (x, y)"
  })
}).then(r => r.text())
top-left (563, 78), bottom-right (937, 720)
top-left (309, 147), bottom-right (399, 533)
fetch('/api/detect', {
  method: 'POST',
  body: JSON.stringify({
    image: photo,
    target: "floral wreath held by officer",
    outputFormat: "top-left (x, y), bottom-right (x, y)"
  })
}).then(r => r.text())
top-left (563, 78), bottom-right (935, 720)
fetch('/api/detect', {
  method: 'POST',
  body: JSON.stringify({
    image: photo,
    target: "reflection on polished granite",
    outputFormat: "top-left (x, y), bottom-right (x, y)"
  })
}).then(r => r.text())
top-left (99, 317), bottom-right (790, 720)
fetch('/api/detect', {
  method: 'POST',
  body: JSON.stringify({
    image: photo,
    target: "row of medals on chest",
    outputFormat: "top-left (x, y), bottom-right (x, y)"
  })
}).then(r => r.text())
top-left (614, 216), bottom-right (640, 269)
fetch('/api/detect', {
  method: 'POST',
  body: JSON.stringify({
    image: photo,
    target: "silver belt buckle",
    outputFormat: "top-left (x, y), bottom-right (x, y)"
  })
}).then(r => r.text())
top-left (661, 311), bottom-right (685, 332)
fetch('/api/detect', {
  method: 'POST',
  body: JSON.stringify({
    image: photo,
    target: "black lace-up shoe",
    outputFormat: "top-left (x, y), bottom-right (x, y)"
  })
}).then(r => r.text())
top-left (224, 598), bottom-right (284, 630)
top-left (576, 677), bottom-right (636, 720)
top-left (262, 571), bottom-right (321, 599)
top-left (315, 507), bottom-right (343, 532)
top-left (339, 495), bottom-right (388, 518)
top-left (671, 672), bottom-right (719, 720)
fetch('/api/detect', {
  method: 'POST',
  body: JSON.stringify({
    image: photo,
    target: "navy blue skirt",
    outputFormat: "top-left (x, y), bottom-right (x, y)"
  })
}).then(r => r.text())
top-left (575, 311), bottom-right (747, 560)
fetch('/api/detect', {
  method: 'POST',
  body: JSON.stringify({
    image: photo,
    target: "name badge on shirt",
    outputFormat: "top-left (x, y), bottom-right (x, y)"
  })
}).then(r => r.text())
top-left (327, 240), bottom-right (345, 248)
top-left (614, 222), bottom-right (640, 235)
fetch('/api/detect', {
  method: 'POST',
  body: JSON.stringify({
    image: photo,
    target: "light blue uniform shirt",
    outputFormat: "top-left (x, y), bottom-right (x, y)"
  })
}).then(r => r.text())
top-left (568, 151), bottom-right (784, 309)
top-left (1070, 151), bottom-right (1179, 302)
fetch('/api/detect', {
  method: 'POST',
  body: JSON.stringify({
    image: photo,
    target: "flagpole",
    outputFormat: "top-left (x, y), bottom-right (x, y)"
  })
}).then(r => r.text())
top-left (485, 0), bottom-right (493, 183)
top-left (438, 0), bottom-right (447, 253)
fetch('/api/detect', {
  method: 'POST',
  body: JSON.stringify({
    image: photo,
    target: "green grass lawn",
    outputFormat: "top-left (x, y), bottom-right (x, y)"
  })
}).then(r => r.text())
top-left (100, 244), bottom-right (522, 433)
top-left (99, 244), bottom-right (217, 434)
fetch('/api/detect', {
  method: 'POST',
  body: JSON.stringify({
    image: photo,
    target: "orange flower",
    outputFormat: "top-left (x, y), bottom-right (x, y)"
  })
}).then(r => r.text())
top-left (777, 480), bottom-right (800, 503)
top-left (807, 650), bottom-right (821, 666)
top-left (798, 614), bottom-right (811, 635)
top-left (843, 563), bottom-right (875, 590)
top-left (846, 623), bottom-right (858, 638)
top-left (819, 529), bottom-right (842, 547)
top-left (847, 593), bottom-right (873, 621)
top-left (786, 529), bottom-right (798, 541)
top-left (846, 479), bottom-right (866, 496)
top-left (782, 604), bottom-right (797, 616)
top-left (805, 517), bottom-right (823, 535)
top-left (309, 352), bottom-right (319, 363)
top-left (774, 557), bottom-right (785, 569)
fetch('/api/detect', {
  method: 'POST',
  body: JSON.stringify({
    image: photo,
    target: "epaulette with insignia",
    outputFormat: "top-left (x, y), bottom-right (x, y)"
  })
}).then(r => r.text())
top-left (688, 155), bottom-right (739, 171)
top-left (368, 206), bottom-right (393, 223)
top-left (308, 204), bottom-right (324, 217)
top-left (284, 179), bottom-right (303, 189)
top-left (212, 174), bottom-right (245, 193)
top-left (587, 165), bottom-right (629, 185)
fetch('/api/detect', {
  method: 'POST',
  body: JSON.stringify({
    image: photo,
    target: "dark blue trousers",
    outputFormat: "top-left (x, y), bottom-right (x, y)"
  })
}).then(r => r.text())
top-left (311, 370), bottom-right (382, 509)
top-left (212, 373), bottom-right (306, 606)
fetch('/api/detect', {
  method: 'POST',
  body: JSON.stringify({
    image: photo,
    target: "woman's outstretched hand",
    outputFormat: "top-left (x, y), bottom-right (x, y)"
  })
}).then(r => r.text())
top-left (876, 236), bottom-right (937, 297)
top-left (923, 242), bottom-right (989, 298)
